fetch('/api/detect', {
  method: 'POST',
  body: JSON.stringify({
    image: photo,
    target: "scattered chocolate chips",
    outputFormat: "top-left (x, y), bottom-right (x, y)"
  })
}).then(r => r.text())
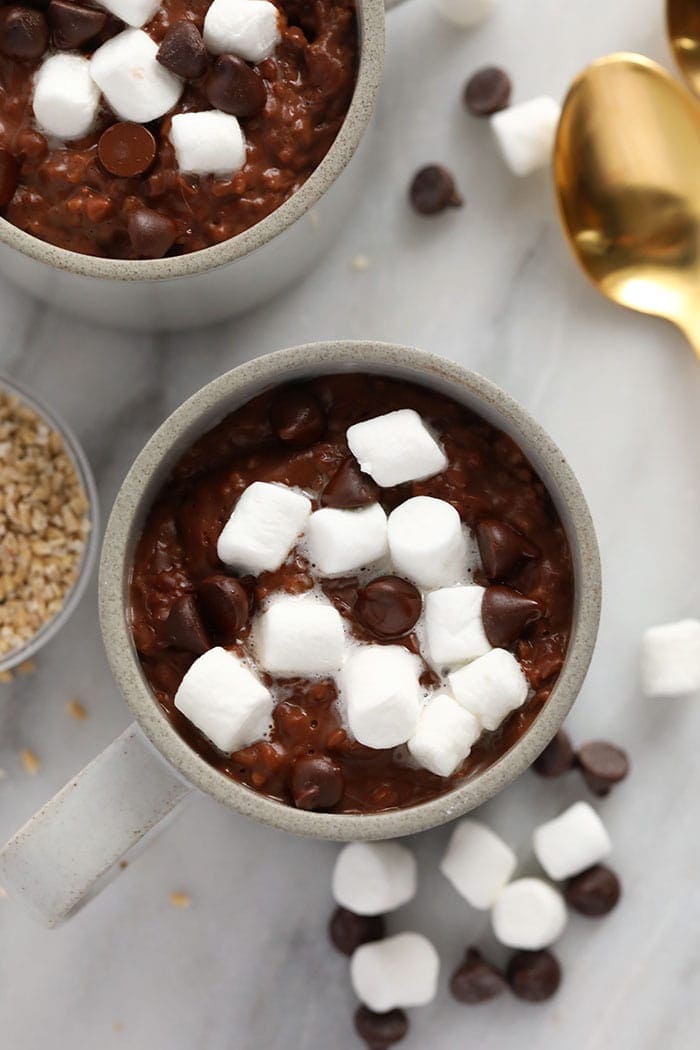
top-left (48, 0), bottom-right (106, 50)
top-left (577, 740), bottom-right (629, 796)
top-left (355, 576), bottom-right (422, 640)
top-left (409, 164), bottom-right (462, 215)
top-left (0, 149), bottom-right (19, 208)
top-left (321, 457), bottom-right (379, 509)
top-left (206, 54), bottom-right (267, 119)
top-left (291, 755), bottom-right (344, 811)
top-left (197, 574), bottom-right (250, 643)
top-left (329, 906), bottom-right (385, 956)
top-left (160, 594), bottom-right (210, 655)
top-left (450, 947), bottom-right (506, 1004)
top-left (475, 518), bottom-right (536, 579)
top-left (506, 950), bottom-right (561, 1002)
top-left (0, 6), bottom-right (48, 59)
top-left (128, 208), bottom-right (177, 259)
top-left (157, 20), bottom-right (208, 81)
top-left (98, 122), bottom-right (157, 178)
top-left (269, 387), bottom-right (326, 447)
top-left (482, 584), bottom-right (541, 648)
top-left (354, 1006), bottom-right (409, 1050)
top-left (532, 729), bottom-right (576, 778)
top-left (565, 864), bottom-right (621, 917)
top-left (464, 66), bottom-right (512, 116)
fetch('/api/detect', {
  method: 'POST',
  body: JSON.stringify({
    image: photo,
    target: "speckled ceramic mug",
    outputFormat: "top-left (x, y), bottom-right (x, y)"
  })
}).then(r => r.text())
top-left (0, 342), bottom-right (601, 926)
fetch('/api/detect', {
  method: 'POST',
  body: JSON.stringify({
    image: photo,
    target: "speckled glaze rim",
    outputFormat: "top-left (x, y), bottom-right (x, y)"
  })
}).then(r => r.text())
top-left (99, 342), bottom-right (602, 841)
top-left (0, 0), bottom-right (385, 284)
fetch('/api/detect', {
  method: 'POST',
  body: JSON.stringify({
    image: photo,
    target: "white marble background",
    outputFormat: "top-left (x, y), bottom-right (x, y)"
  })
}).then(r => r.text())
top-left (2, 0), bottom-right (700, 1046)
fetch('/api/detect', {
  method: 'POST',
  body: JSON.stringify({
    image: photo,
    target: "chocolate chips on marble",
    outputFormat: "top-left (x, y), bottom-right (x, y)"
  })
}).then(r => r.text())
top-left (532, 728), bottom-right (630, 797)
top-left (464, 66), bottom-right (512, 116)
top-left (409, 164), bottom-right (463, 215)
top-left (450, 947), bottom-right (506, 1004)
top-left (354, 1006), bottom-right (409, 1050)
top-left (330, 907), bottom-right (386, 956)
top-left (507, 949), bottom-right (561, 1002)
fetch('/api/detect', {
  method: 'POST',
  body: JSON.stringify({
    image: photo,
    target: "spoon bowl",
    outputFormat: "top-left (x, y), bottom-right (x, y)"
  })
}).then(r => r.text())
top-left (667, 0), bottom-right (700, 98)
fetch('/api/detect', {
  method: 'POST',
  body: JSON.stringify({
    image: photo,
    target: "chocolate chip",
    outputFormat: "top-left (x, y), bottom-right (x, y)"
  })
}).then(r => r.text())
top-left (355, 576), bottom-right (422, 640)
top-left (290, 754), bottom-right (344, 810)
top-left (198, 574), bottom-right (250, 643)
top-left (532, 729), bottom-right (576, 778)
top-left (482, 584), bottom-right (541, 647)
top-left (328, 906), bottom-right (385, 956)
top-left (409, 164), bottom-right (463, 215)
top-left (48, 0), bottom-right (106, 49)
top-left (565, 864), bottom-right (621, 917)
top-left (0, 149), bottom-right (19, 208)
top-left (475, 519), bottom-right (537, 579)
top-left (128, 208), bottom-right (177, 259)
top-left (354, 1006), bottom-right (409, 1050)
top-left (450, 947), bottom-right (506, 1004)
top-left (205, 53), bottom-right (267, 118)
top-left (98, 122), bottom-right (156, 178)
top-left (321, 457), bottom-right (379, 509)
top-left (506, 950), bottom-right (561, 1002)
top-left (157, 20), bottom-right (208, 81)
top-left (160, 594), bottom-right (210, 655)
top-left (0, 6), bottom-right (48, 58)
top-left (577, 741), bottom-right (629, 796)
top-left (269, 387), bottom-right (325, 447)
top-left (464, 66), bottom-right (512, 116)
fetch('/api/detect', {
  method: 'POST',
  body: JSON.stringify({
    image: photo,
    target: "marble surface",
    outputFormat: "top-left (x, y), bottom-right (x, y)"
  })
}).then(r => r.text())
top-left (2, 0), bottom-right (700, 1046)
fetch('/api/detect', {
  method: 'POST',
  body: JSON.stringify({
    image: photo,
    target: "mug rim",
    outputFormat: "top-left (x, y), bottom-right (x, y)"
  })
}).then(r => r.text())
top-left (0, 0), bottom-right (385, 284)
top-left (99, 341), bottom-right (602, 841)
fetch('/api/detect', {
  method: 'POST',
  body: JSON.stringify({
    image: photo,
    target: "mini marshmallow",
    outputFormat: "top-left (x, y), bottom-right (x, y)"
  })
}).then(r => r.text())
top-left (305, 503), bottom-right (388, 577)
top-left (170, 111), bottom-right (247, 176)
top-left (32, 54), bottom-right (100, 141)
top-left (491, 97), bottom-right (562, 177)
top-left (387, 497), bottom-right (468, 590)
top-left (431, 0), bottom-right (496, 28)
top-left (174, 646), bottom-right (273, 753)
top-left (332, 841), bottom-right (417, 915)
top-left (449, 648), bottom-right (528, 731)
top-left (342, 645), bottom-right (421, 749)
top-left (640, 618), bottom-right (700, 698)
top-left (440, 818), bottom-right (517, 909)
top-left (425, 585), bottom-right (491, 667)
top-left (255, 595), bottom-right (345, 677)
top-left (491, 878), bottom-right (567, 950)
top-left (217, 481), bottom-right (311, 575)
top-left (95, 0), bottom-right (160, 27)
top-left (408, 693), bottom-right (480, 777)
top-left (351, 933), bottom-right (440, 1013)
top-left (204, 0), bottom-right (281, 63)
top-left (533, 801), bottom-right (612, 881)
top-left (346, 409), bottom-right (447, 488)
top-left (91, 29), bottom-right (183, 123)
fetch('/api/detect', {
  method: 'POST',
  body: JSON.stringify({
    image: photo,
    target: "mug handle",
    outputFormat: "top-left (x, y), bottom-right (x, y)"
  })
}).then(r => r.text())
top-left (0, 723), bottom-right (192, 927)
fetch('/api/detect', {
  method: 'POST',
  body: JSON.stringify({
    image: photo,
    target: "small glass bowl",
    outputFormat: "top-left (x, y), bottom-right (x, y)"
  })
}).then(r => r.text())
top-left (0, 374), bottom-right (100, 674)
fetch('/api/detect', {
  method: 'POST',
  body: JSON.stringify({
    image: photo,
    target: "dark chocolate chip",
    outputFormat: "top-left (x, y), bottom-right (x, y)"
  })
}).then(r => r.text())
top-left (450, 947), bottom-right (506, 1004)
top-left (128, 208), bottom-right (177, 259)
top-left (328, 906), bottom-right (385, 956)
top-left (532, 729), bottom-right (576, 778)
top-left (98, 122), bottom-right (156, 178)
top-left (565, 864), bottom-right (621, 917)
top-left (321, 457), bottom-right (379, 509)
top-left (269, 387), bottom-right (325, 447)
top-left (354, 1006), bottom-right (409, 1050)
top-left (198, 574), bottom-right (249, 643)
top-left (205, 53), bottom-right (267, 118)
top-left (507, 950), bottom-right (561, 1002)
top-left (464, 65), bottom-right (512, 116)
top-left (290, 755), bottom-right (344, 811)
top-left (0, 6), bottom-right (48, 58)
top-left (0, 149), bottom-right (19, 207)
top-left (475, 518), bottom-right (537, 579)
top-left (48, 0), bottom-right (106, 49)
top-left (160, 594), bottom-right (210, 655)
top-left (482, 584), bottom-right (541, 647)
top-left (157, 20), bottom-right (208, 81)
top-left (409, 164), bottom-right (463, 215)
top-left (577, 741), bottom-right (629, 796)
top-left (355, 576), bottom-right (422, 640)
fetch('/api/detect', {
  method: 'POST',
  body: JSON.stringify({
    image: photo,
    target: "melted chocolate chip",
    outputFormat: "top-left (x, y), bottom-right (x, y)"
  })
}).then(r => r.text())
top-left (532, 729), bottom-right (575, 778)
top-left (355, 576), bottom-right (422, 639)
top-left (321, 457), bottom-right (379, 508)
top-left (157, 20), bottom-right (208, 81)
top-left (290, 754), bottom-right (343, 810)
top-left (464, 66), bottom-right (512, 116)
top-left (269, 387), bottom-right (325, 447)
top-left (577, 740), bottom-right (629, 796)
top-left (476, 518), bottom-right (537, 579)
top-left (205, 54), bottom-right (267, 118)
top-left (0, 6), bottom-right (48, 59)
top-left (354, 1006), bottom-right (409, 1050)
top-left (128, 208), bottom-right (176, 259)
top-left (198, 574), bottom-right (250, 643)
top-left (160, 594), bottom-right (210, 655)
top-left (482, 584), bottom-right (541, 647)
top-left (328, 906), bottom-right (385, 956)
top-left (450, 947), bottom-right (506, 1004)
top-left (98, 123), bottom-right (156, 178)
top-left (565, 864), bottom-right (621, 917)
top-left (507, 950), bottom-right (561, 1002)
top-left (48, 0), bottom-right (106, 49)
top-left (0, 149), bottom-right (19, 207)
top-left (409, 164), bottom-right (462, 215)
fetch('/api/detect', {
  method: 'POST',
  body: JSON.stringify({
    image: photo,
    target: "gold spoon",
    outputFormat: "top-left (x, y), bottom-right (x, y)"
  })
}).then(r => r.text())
top-left (667, 0), bottom-right (700, 98)
top-left (553, 52), bottom-right (700, 359)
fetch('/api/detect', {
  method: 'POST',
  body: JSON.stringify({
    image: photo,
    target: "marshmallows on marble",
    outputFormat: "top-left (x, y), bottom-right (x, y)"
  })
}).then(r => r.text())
top-left (449, 648), bottom-right (528, 731)
top-left (96, 0), bottom-right (160, 27)
top-left (425, 585), bottom-right (491, 667)
top-left (174, 646), bottom-right (273, 753)
top-left (91, 29), bottom-right (183, 123)
top-left (431, 0), bottom-right (496, 28)
top-left (346, 409), bottom-right (447, 488)
top-left (533, 801), bottom-right (611, 881)
top-left (204, 0), bottom-right (281, 63)
top-left (640, 618), bottom-right (700, 698)
top-left (170, 110), bottom-right (247, 176)
top-left (408, 693), bottom-right (479, 777)
top-left (351, 933), bottom-right (440, 1012)
top-left (33, 54), bottom-right (100, 141)
top-left (491, 877), bottom-right (567, 950)
top-left (342, 645), bottom-right (421, 749)
top-left (388, 496), bottom-right (468, 590)
top-left (332, 841), bottom-right (417, 915)
top-left (440, 818), bottom-right (517, 909)
top-left (217, 481), bottom-right (311, 575)
top-left (255, 595), bottom-right (345, 677)
top-left (305, 503), bottom-right (388, 577)
top-left (491, 97), bottom-right (561, 177)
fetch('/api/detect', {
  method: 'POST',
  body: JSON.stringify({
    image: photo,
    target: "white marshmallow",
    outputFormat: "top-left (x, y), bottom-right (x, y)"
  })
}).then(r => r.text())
top-left (440, 818), bottom-right (517, 909)
top-left (346, 409), bottom-right (447, 488)
top-left (431, 0), bottom-right (496, 28)
top-left (217, 482), bottom-right (311, 575)
top-left (640, 618), bottom-right (700, 698)
top-left (408, 693), bottom-right (480, 777)
top-left (332, 841), bottom-right (417, 915)
top-left (492, 878), bottom-right (567, 950)
top-left (351, 933), bottom-right (440, 1012)
top-left (95, 0), bottom-right (160, 27)
top-left (170, 110), bottom-right (247, 176)
top-left (342, 645), bottom-right (421, 749)
top-left (255, 595), bottom-right (345, 677)
top-left (305, 503), bottom-right (388, 577)
top-left (174, 646), bottom-right (273, 753)
top-left (387, 497), bottom-right (468, 590)
top-left (91, 29), bottom-right (183, 123)
top-left (204, 0), bottom-right (281, 63)
top-left (491, 97), bottom-right (561, 177)
top-left (32, 54), bottom-right (100, 141)
top-left (449, 648), bottom-right (528, 731)
top-left (425, 585), bottom-right (491, 667)
top-left (533, 801), bottom-right (612, 881)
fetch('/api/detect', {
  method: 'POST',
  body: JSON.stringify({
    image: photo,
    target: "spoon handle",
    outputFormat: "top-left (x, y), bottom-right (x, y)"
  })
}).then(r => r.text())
top-left (680, 320), bottom-right (700, 361)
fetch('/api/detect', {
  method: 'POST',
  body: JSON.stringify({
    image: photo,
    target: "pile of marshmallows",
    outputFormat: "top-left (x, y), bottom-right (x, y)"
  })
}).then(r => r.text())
top-left (32, 0), bottom-right (280, 175)
top-left (175, 407), bottom-right (530, 774)
top-left (333, 803), bottom-right (612, 1013)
